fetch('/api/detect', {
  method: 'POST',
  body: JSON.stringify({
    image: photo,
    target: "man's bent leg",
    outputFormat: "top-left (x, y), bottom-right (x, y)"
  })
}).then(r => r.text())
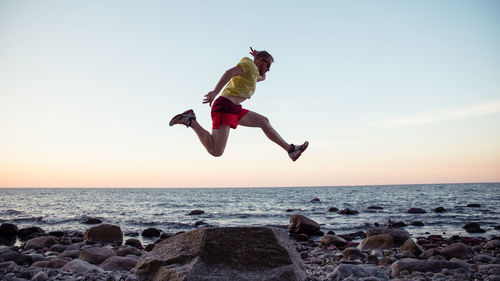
top-left (190, 120), bottom-right (230, 157)
top-left (238, 111), bottom-right (291, 151)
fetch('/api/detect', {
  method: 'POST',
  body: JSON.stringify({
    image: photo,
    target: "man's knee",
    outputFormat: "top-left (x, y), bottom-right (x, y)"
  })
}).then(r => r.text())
top-left (208, 146), bottom-right (225, 157)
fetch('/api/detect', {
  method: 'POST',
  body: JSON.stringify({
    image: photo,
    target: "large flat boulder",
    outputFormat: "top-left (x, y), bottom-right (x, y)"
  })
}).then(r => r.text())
top-left (135, 226), bottom-right (306, 281)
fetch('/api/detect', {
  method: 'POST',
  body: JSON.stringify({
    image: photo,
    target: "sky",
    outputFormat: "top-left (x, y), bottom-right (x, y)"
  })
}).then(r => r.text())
top-left (1, 0), bottom-right (499, 188)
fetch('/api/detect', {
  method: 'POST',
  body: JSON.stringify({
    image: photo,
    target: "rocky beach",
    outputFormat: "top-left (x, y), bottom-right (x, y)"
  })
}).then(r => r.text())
top-left (1, 213), bottom-right (499, 281)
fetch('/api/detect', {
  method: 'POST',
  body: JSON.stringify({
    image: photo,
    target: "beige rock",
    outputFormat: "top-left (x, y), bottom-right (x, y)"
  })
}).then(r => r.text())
top-left (79, 247), bottom-right (116, 265)
top-left (391, 258), bottom-right (468, 277)
top-left (62, 259), bottom-right (104, 274)
top-left (358, 233), bottom-right (394, 251)
top-left (83, 224), bottom-right (123, 245)
top-left (289, 214), bottom-right (320, 235)
top-left (398, 239), bottom-right (423, 256)
top-left (24, 236), bottom-right (59, 250)
top-left (100, 256), bottom-right (138, 271)
top-left (342, 247), bottom-right (365, 260)
top-left (31, 271), bottom-right (48, 281)
top-left (441, 242), bottom-right (474, 260)
top-left (365, 227), bottom-right (411, 246)
top-left (47, 257), bottom-right (70, 268)
top-left (135, 226), bottom-right (306, 281)
top-left (320, 235), bottom-right (348, 246)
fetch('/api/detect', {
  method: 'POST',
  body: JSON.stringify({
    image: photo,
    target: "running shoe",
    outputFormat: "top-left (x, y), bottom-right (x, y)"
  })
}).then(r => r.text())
top-left (169, 109), bottom-right (196, 127)
top-left (288, 141), bottom-right (309, 161)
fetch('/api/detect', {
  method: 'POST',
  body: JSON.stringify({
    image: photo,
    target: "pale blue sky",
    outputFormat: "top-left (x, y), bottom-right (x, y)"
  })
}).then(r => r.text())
top-left (1, 1), bottom-right (499, 187)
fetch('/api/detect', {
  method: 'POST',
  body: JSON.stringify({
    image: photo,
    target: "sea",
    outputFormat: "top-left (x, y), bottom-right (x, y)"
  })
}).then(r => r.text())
top-left (1, 183), bottom-right (499, 244)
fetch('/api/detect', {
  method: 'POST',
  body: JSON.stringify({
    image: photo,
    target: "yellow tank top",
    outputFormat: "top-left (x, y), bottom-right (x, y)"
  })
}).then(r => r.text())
top-left (221, 57), bottom-right (259, 99)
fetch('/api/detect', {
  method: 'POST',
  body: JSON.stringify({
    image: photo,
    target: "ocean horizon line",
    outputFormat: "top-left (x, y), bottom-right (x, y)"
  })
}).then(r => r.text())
top-left (1, 181), bottom-right (499, 189)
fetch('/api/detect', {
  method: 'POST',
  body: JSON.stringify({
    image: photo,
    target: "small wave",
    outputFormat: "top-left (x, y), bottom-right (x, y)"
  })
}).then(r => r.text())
top-left (1, 209), bottom-right (23, 216)
top-left (41, 216), bottom-right (81, 225)
top-left (12, 217), bottom-right (43, 223)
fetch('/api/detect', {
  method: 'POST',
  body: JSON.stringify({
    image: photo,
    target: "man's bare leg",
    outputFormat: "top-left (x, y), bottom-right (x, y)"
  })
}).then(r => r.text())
top-left (190, 120), bottom-right (230, 157)
top-left (238, 111), bottom-right (291, 151)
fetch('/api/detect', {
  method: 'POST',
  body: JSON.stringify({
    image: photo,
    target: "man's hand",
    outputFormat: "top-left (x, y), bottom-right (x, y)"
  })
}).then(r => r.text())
top-left (203, 91), bottom-right (218, 106)
top-left (249, 47), bottom-right (258, 57)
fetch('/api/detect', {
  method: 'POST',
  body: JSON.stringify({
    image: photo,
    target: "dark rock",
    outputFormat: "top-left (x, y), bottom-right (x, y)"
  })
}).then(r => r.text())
top-left (58, 249), bottom-right (81, 259)
top-left (327, 207), bottom-right (339, 212)
top-left (393, 221), bottom-right (407, 227)
top-left (135, 226), bottom-right (306, 281)
top-left (0, 223), bottom-right (19, 245)
top-left (3, 250), bottom-right (33, 266)
top-left (125, 232), bottom-right (139, 237)
top-left (83, 224), bottom-right (123, 246)
top-left (84, 218), bottom-right (102, 224)
top-left (295, 234), bottom-right (309, 242)
top-left (144, 244), bottom-right (155, 252)
top-left (49, 244), bottom-right (68, 253)
top-left (194, 221), bottom-right (209, 227)
top-left (310, 197), bottom-right (320, 202)
top-left (467, 203), bottom-right (481, 207)
top-left (328, 264), bottom-right (387, 280)
top-left (160, 233), bottom-right (173, 239)
top-left (286, 209), bottom-right (294, 212)
top-left (18, 227), bottom-right (45, 241)
top-left (338, 208), bottom-right (359, 215)
top-left (47, 231), bottom-right (66, 237)
top-left (464, 222), bottom-right (486, 233)
top-left (407, 208), bottom-right (426, 214)
top-left (32, 271), bottom-right (48, 281)
top-left (345, 241), bottom-right (359, 248)
top-left (141, 228), bottom-right (162, 238)
top-left (434, 206), bottom-right (447, 212)
top-left (411, 221), bottom-right (424, 227)
top-left (367, 206), bottom-right (384, 210)
top-left (462, 236), bottom-right (484, 245)
top-left (427, 234), bottom-right (444, 243)
top-left (188, 210), bottom-right (205, 215)
top-left (289, 214), bottom-right (320, 236)
top-left (391, 258), bottom-right (468, 277)
top-left (125, 238), bottom-right (143, 249)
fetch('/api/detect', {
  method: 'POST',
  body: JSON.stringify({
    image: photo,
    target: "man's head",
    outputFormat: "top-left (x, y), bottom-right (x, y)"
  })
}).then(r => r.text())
top-left (254, 51), bottom-right (274, 76)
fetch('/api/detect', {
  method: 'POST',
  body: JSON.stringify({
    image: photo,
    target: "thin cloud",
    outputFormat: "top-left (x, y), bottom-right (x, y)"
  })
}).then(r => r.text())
top-left (370, 100), bottom-right (500, 129)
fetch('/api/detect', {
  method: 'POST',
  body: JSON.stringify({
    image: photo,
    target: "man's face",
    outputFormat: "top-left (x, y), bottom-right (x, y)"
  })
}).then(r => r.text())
top-left (257, 57), bottom-right (273, 75)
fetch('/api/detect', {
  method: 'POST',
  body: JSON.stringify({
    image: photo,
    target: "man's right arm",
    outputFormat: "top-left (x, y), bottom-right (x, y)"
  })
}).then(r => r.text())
top-left (203, 65), bottom-right (244, 105)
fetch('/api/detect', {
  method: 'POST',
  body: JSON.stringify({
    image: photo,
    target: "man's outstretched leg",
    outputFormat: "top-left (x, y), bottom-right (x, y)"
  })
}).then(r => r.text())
top-left (169, 109), bottom-right (230, 157)
top-left (238, 111), bottom-right (308, 161)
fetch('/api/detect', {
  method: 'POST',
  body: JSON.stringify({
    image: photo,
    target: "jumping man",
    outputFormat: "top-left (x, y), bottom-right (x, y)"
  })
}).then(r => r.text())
top-left (169, 47), bottom-right (308, 161)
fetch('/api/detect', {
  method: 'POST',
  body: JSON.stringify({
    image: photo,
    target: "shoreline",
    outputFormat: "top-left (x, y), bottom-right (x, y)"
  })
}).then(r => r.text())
top-left (1, 221), bottom-right (499, 281)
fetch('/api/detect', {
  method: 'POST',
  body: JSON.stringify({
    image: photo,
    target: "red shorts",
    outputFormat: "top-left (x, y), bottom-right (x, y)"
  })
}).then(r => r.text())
top-left (211, 96), bottom-right (249, 129)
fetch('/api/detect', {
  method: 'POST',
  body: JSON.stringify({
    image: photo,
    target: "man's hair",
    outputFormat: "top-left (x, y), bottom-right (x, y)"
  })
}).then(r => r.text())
top-left (255, 51), bottom-right (274, 62)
